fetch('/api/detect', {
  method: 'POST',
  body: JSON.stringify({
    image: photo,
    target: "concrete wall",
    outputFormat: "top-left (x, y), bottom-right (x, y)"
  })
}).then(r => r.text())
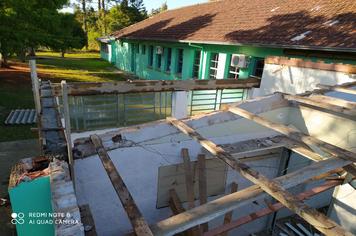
top-left (252, 63), bottom-right (355, 96)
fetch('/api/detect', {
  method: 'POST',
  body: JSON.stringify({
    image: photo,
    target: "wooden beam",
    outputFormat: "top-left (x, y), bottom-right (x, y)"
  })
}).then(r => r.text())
top-left (90, 135), bottom-right (153, 236)
top-left (166, 117), bottom-right (352, 236)
top-left (169, 189), bottom-right (199, 236)
top-left (317, 84), bottom-right (356, 95)
top-left (204, 179), bottom-right (343, 236)
top-left (169, 189), bottom-right (186, 215)
top-left (181, 148), bottom-right (195, 209)
top-left (151, 156), bottom-right (348, 236)
top-left (52, 78), bottom-right (260, 96)
top-left (228, 107), bottom-right (356, 163)
top-left (221, 182), bottom-right (238, 236)
top-left (307, 94), bottom-right (356, 110)
top-left (283, 94), bottom-right (356, 116)
top-left (198, 154), bottom-right (209, 233)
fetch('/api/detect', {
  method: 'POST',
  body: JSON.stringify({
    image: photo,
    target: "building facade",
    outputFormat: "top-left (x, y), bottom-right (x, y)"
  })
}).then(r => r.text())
top-left (98, 0), bottom-right (355, 84)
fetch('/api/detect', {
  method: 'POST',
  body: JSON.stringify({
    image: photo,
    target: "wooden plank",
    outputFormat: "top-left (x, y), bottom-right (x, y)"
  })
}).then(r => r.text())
top-left (169, 189), bottom-right (199, 236)
top-left (90, 135), bottom-right (153, 236)
top-left (317, 84), bottom-right (356, 95)
top-left (61, 81), bottom-right (74, 166)
top-left (204, 179), bottom-right (343, 236)
top-left (283, 94), bottom-right (356, 116)
top-left (166, 117), bottom-right (352, 236)
top-left (51, 78), bottom-right (260, 96)
top-left (308, 94), bottom-right (356, 110)
top-left (265, 56), bottom-right (356, 74)
top-left (198, 154), bottom-right (208, 233)
top-left (181, 148), bottom-right (195, 209)
top-left (151, 156), bottom-right (347, 236)
top-left (169, 189), bottom-right (186, 215)
top-left (228, 107), bottom-right (356, 163)
top-left (221, 182), bottom-right (238, 236)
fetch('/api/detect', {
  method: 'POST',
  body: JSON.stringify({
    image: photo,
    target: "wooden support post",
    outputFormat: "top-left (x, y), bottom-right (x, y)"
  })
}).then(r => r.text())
top-left (204, 179), bottom-right (343, 236)
top-left (198, 154), bottom-right (208, 233)
top-left (283, 94), bottom-right (356, 116)
top-left (317, 84), bottom-right (356, 95)
top-left (90, 135), bottom-right (153, 236)
top-left (29, 59), bottom-right (41, 115)
top-left (151, 156), bottom-right (348, 236)
top-left (181, 148), bottom-right (195, 209)
top-left (221, 182), bottom-right (238, 236)
top-left (166, 117), bottom-right (352, 236)
top-left (61, 81), bottom-right (74, 167)
top-left (228, 107), bottom-right (356, 163)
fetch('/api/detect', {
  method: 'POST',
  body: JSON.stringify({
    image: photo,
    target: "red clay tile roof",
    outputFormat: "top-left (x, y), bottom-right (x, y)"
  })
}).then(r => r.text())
top-left (112, 0), bottom-right (356, 51)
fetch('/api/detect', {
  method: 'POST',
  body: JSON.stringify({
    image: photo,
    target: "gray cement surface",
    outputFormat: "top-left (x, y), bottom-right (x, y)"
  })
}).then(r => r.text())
top-left (0, 139), bottom-right (40, 236)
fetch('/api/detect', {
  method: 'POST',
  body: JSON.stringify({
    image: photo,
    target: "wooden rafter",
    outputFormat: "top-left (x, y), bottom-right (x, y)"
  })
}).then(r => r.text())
top-left (283, 94), bottom-right (356, 116)
top-left (169, 189), bottom-right (185, 215)
top-left (90, 135), bottom-right (153, 236)
top-left (51, 78), bottom-right (260, 96)
top-left (204, 179), bottom-right (344, 236)
top-left (317, 83), bottom-right (356, 95)
top-left (228, 107), bottom-right (356, 163)
top-left (151, 152), bottom-right (348, 235)
top-left (165, 117), bottom-right (351, 236)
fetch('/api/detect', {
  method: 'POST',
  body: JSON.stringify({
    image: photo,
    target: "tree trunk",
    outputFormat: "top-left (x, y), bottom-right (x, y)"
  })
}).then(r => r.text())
top-left (0, 53), bottom-right (9, 68)
top-left (101, 0), bottom-right (105, 11)
top-left (82, 0), bottom-right (88, 50)
top-left (98, 0), bottom-right (101, 10)
top-left (61, 50), bottom-right (65, 58)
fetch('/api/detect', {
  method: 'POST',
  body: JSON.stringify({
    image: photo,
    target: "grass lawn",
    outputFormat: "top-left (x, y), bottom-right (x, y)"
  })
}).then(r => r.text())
top-left (0, 51), bottom-right (130, 142)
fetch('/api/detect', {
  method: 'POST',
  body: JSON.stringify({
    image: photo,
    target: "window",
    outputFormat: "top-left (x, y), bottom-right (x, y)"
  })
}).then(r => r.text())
top-left (156, 49), bottom-right (162, 69)
top-left (165, 48), bottom-right (172, 72)
top-left (192, 50), bottom-right (201, 78)
top-left (228, 55), bottom-right (240, 79)
top-left (177, 49), bottom-right (184, 75)
top-left (142, 45), bottom-right (146, 55)
top-left (148, 46), bottom-right (154, 67)
top-left (209, 53), bottom-right (219, 79)
top-left (136, 44), bottom-right (140, 54)
top-left (101, 43), bottom-right (108, 53)
top-left (252, 58), bottom-right (265, 78)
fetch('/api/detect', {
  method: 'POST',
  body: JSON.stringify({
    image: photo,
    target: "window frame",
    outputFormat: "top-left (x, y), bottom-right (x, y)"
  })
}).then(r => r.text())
top-left (209, 53), bottom-right (219, 79)
top-left (148, 45), bottom-right (154, 67)
top-left (176, 49), bottom-right (184, 76)
top-left (192, 50), bottom-right (201, 78)
top-left (165, 47), bottom-right (172, 72)
top-left (252, 58), bottom-right (265, 78)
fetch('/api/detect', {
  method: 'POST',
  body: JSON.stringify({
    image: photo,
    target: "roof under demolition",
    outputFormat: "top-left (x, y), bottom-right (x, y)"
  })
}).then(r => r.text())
top-left (69, 82), bottom-right (356, 236)
top-left (111, 0), bottom-right (356, 51)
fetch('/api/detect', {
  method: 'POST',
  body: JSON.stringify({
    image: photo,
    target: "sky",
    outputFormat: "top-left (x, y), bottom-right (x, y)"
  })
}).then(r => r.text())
top-left (61, 0), bottom-right (207, 13)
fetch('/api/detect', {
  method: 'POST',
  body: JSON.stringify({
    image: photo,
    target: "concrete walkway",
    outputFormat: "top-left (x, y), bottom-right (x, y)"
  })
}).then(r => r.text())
top-left (0, 139), bottom-right (40, 236)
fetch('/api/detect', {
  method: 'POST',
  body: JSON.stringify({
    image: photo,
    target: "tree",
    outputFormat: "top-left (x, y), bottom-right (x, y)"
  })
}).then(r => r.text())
top-left (0, 0), bottom-right (69, 67)
top-left (50, 13), bottom-right (87, 57)
top-left (150, 1), bottom-right (167, 16)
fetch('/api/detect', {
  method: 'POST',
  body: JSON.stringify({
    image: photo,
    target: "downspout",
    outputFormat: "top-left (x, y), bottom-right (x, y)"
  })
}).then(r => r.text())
top-left (188, 43), bottom-right (205, 79)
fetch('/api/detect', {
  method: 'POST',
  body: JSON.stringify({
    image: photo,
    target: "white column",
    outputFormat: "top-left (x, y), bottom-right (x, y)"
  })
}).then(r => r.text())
top-left (29, 59), bottom-right (41, 115)
top-left (216, 53), bottom-right (227, 79)
top-left (171, 91), bottom-right (189, 119)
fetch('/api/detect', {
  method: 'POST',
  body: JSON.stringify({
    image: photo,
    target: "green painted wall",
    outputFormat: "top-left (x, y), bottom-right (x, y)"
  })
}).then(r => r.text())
top-left (106, 39), bottom-right (355, 81)
top-left (9, 176), bottom-right (54, 236)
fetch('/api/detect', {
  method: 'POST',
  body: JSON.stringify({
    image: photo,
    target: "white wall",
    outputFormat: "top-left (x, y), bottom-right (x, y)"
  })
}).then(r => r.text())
top-left (252, 63), bottom-right (355, 97)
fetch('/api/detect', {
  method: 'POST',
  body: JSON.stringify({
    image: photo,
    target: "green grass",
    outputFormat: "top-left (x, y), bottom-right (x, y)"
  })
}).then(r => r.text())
top-left (0, 51), bottom-right (130, 142)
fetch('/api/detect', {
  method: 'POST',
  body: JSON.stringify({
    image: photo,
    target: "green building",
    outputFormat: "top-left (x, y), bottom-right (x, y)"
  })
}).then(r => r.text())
top-left (98, 0), bottom-right (355, 82)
